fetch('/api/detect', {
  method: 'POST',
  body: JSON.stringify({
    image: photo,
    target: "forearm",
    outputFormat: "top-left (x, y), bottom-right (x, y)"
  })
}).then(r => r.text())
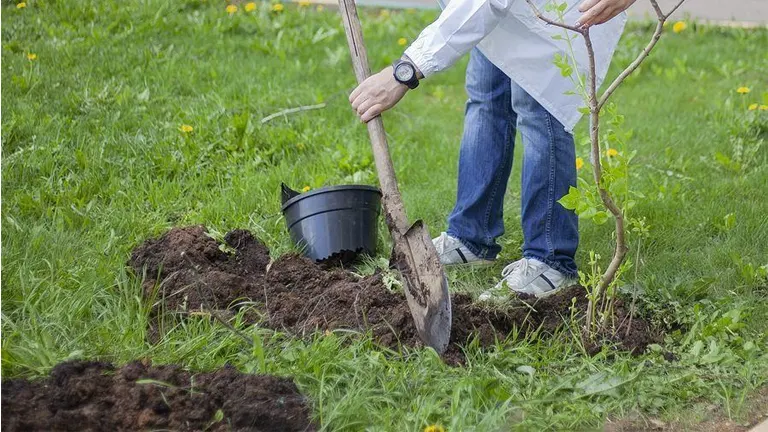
top-left (403, 0), bottom-right (511, 78)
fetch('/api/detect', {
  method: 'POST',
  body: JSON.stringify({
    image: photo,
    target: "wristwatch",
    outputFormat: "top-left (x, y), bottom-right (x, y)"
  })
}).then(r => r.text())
top-left (392, 59), bottom-right (419, 89)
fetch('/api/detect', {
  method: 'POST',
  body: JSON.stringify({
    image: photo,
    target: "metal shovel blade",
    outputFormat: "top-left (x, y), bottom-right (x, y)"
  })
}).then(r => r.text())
top-left (391, 220), bottom-right (451, 354)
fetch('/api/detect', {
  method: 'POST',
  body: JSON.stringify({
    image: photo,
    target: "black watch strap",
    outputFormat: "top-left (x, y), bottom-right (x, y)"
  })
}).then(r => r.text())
top-left (392, 60), bottom-right (419, 90)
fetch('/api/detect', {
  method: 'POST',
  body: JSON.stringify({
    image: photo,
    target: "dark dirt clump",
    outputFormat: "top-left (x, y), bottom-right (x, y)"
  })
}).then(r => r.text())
top-left (1, 360), bottom-right (315, 432)
top-left (129, 226), bottom-right (659, 362)
top-left (129, 225), bottom-right (270, 312)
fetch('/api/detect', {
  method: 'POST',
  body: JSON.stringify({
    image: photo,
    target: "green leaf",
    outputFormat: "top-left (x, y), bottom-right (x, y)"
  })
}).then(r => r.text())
top-left (575, 371), bottom-right (625, 397)
top-left (690, 340), bottom-right (705, 357)
top-left (558, 186), bottom-right (582, 210)
top-left (700, 339), bottom-right (728, 364)
top-left (714, 151), bottom-right (740, 172)
top-left (516, 365), bottom-right (536, 377)
top-left (723, 213), bottom-right (736, 231)
top-left (577, 205), bottom-right (595, 218)
top-left (592, 211), bottom-right (609, 225)
top-left (137, 88), bottom-right (150, 102)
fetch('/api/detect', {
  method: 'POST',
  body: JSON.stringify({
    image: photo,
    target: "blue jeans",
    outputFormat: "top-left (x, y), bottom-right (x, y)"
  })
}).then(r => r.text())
top-left (446, 49), bottom-right (579, 277)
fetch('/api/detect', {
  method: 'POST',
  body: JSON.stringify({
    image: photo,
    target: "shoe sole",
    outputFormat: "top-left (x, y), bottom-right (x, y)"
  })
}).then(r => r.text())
top-left (443, 260), bottom-right (496, 269)
top-left (522, 286), bottom-right (564, 299)
top-left (479, 286), bottom-right (561, 303)
top-left (513, 278), bottom-right (578, 299)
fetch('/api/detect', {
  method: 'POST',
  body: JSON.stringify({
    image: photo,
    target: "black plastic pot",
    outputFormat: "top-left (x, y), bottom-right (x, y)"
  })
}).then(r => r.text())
top-left (281, 183), bottom-right (382, 263)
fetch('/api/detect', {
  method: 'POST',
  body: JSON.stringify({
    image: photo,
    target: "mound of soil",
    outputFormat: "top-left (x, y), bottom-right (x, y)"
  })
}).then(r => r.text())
top-left (1, 360), bottom-right (315, 432)
top-left (129, 226), bottom-right (658, 362)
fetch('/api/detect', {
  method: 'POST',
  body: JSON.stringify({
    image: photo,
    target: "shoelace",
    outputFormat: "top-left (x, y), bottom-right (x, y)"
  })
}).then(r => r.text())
top-left (500, 258), bottom-right (533, 279)
top-left (433, 233), bottom-right (450, 254)
top-left (489, 259), bottom-right (537, 294)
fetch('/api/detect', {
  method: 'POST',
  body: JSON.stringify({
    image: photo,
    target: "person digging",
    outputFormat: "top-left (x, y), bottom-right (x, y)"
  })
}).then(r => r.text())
top-left (349, 0), bottom-right (635, 301)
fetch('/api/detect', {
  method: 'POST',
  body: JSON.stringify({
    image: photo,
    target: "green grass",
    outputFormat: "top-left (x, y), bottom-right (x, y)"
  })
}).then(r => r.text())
top-left (3, 1), bottom-right (768, 430)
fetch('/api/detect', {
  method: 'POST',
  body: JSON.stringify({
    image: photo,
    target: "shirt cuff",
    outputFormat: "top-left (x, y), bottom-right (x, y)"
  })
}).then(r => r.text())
top-left (404, 40), bottom-right (440, 79)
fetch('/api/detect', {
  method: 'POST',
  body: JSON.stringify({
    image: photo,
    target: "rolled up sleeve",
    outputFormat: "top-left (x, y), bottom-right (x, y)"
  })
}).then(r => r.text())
top-left (404, 0), bottom-right (512, 78)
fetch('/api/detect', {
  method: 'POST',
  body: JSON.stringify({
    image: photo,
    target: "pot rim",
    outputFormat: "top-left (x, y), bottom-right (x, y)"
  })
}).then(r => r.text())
top-left (280, 184), bottom-right (382, 212)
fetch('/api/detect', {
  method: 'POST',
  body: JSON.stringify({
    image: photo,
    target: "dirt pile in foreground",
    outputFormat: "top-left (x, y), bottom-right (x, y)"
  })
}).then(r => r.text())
top-left (129, 226), bottom-right (657, 361)
top-left (1, 360), bottom-right (315, 432)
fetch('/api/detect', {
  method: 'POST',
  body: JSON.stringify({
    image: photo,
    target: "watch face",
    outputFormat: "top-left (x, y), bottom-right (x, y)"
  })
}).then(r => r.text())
top-left (395, 63), bottom-right (414, 82)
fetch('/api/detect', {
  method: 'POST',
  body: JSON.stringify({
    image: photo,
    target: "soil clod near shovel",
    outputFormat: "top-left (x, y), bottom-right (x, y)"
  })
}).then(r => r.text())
top-left (1, 360), bottom-right (315, 432)
top-left (129, 226), bottom-right (658, 362)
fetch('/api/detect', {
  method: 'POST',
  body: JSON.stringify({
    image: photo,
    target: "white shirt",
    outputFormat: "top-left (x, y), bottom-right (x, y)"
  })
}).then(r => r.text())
top-left (404, 0), bottom-right (626, 132)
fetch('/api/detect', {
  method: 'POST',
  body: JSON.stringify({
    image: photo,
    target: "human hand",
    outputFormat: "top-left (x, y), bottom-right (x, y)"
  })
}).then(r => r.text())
top-left (577, 0), bottom-right (636, 28)
top-left (349, 66), bottom-right (408, 123)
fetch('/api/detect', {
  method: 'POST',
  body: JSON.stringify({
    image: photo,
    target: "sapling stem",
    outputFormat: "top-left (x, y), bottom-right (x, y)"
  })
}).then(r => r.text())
top-left (527, 0), bottom-right (687, 338)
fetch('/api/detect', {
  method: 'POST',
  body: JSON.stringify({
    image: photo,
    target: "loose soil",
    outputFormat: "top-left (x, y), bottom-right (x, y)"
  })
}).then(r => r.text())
top-left (1, 360), bottom-right (315, 432)
top-left (129, 226), bottom-right (658, 362)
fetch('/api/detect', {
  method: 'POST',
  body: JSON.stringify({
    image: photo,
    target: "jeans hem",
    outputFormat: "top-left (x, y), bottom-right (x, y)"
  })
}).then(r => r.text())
top-left (523, 253), bottom-right (578, 278)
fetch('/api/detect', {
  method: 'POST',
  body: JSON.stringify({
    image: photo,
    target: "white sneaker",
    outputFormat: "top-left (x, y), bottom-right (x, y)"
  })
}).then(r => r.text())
top-left (479, 258), bottom-right (573, 301)
top-left (432, 232), bottom-right (494, 267)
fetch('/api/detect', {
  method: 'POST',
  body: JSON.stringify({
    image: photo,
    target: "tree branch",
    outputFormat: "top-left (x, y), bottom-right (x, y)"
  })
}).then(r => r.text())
top-left (260, 103), bottom-right (327, 124)
top-left (649, 0), bottom-right (664, 18)
top-left (582, 30), bottom-right (628, 294)
top-left (664, 0), bottom-right (687, 19)
top-left (597, 0), bottom-right (685, 111)
top-left (525, 0), bottom-right (587, 34)
top-left (597, 21), bottom-right (662, 111)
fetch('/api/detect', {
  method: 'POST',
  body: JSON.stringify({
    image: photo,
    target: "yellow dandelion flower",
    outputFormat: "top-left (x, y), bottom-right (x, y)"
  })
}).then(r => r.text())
top-left (272, 3), bottom-right (284, 12)
top-left (26, 53), bottom-right (37, 61)
top-left (298, 0), bottom-right (311, 7)
top-left (302, 185), bottom-right (311, 193)
top-left (180, 124), bottom-right (194, 133)
top-left (748, 103), bottom-right (759, 111)
top-left (17, 2), bottom-right (26, 9)
top-left (244, 2), bottom-right (256, 12)
top-left (575, 157), bottom-right (584, 170)
top-left (736, 87), bottom-right (750, 94)
top-left (759, 105), bottom-right (768, 111)
top-left (606, 148), bottom-right (618, 157)
top-left (316, 4), bottom-right (324, 11)
top-left (225, 4), bottom-right (238, 14)
top-left (424, 425), bottom-right (445, 432)
top-left (672, 21), bottom-right (687, 34)
top-left (379, 9), bottom-right (390, 18)
top-left (397, 37), bottom-right (408, 46)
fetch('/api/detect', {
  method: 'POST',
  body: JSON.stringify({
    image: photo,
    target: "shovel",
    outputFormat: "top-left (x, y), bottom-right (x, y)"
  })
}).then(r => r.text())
top-left (337, 0), bottom-right (451, 354)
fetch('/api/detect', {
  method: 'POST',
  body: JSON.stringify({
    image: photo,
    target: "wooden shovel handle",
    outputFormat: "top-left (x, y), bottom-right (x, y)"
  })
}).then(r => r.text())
top-left (338, 0), bottom-right (409, 234)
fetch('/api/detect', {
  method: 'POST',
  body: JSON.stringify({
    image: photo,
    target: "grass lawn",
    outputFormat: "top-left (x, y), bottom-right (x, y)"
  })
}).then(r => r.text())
top-left (2, 0), bottom-right (768, 430)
